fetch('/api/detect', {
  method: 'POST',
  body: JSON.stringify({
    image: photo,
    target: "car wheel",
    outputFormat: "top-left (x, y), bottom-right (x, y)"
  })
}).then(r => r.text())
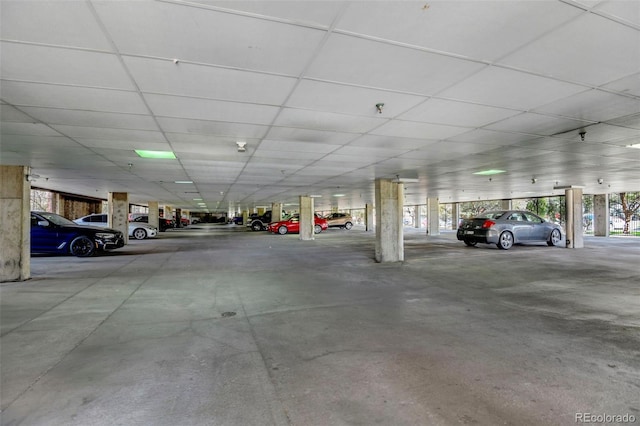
top-left (278, 225), bottom-right (288, 235)
top-left (251, 222), bottom-right (263, 231)
top-left (344, 222), bottom-right (353, 230)
top-left (463, 239), bottom-right (477, 247)
top-left (547, 228), bottom-right (561, 246)
top-left (70, 236), bottom-right (96, 257)
top-left (314, 224), bottom-right (322, 234)
top-left (497, 231), bottom-right (514, 250)
top-left (132, 228), bottom-right (147, 240)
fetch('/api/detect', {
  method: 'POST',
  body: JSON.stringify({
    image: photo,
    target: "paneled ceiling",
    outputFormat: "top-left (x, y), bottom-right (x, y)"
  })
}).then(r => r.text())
top-left (1, 0), bottom-right (639, 213)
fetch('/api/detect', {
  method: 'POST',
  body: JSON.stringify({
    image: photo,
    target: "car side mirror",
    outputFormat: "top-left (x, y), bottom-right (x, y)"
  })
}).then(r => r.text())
top-left (37, 220), bottom-right (49, 227)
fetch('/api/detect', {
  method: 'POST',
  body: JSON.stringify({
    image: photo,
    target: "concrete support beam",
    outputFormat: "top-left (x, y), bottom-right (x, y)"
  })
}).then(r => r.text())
top-left (565, 188), bottom-right (584, 248)
top-left (0, 166), bottom-right (31, 282)
top-left (175, 208), bottom-right (182, 227)
top-left (375, 179), bottom-right (403, 263)
top-left (501, 199), bottom-right (512, 210)
top-left (414, 205), bottom-right (421, 229)
top-left (365, 203), bottom-right (374, 232)
top-left (451, 203), bottom-right (460, 230)
top-left (148, 201), bottom-right (159, 230)
top-left (242, 210), bottom-right (249, 226)
top-left (299, 196), bottom-right (314, 241)
top-left (271, 203), bottom-right (283, 223)
top-left (427, 197), bottom-right (439, 236)
top-left (108, 192), bottom-right (129, 244)
top-left (594, 194), bottom-right (609, 237)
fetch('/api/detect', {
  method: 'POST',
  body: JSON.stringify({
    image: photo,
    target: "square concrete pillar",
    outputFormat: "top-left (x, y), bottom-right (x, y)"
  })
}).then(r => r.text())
top-left (451, 203), bottom-right (460, 230)
top-left (299, 196), bottom-right (315, 241)
top-left (593, 194), bottom-right (609, 237)
top-left (427, 197), bottom-right (439, 236)
top-left (271, 203), bottom-right (283, 223)
top-left (175, 208), bottom-right (182, 227)
top-left (108, 192), bottom-right (129, 244)
top-left (414, 205), bottom-right (421, 229)
top-left (501, 199), bottom-right (512, 210)
top-left (1, 166), bottom-right (31, 282)
top-left (242, 210), bottom-right (249, 226)
top-left (375, 179), bottom-right (403, 263)
top-left (565, 187), bottom-right (584, 248)
top-left (148, 201), bottom-right (160, 229)
top-left (365, 203), bottom-right (374, 232)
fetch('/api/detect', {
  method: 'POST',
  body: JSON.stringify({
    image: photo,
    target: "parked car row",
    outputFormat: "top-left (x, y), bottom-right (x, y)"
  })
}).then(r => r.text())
top-left (74, 214), bottom-right (158, 239)
top-left (268, 214), bottom-right (328, 235)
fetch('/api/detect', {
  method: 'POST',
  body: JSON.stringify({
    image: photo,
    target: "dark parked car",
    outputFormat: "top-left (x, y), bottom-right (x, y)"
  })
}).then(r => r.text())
top-left (31, 211), bottom-right (125, 257)
top-left (131, 215), bottom-right (174, 231)
top-left (457, 210), bottom-right (563, 250)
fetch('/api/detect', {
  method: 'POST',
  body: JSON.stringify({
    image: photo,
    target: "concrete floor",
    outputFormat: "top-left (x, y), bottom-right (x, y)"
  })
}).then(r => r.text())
top-left (1, 225), bottom-right (639, 426)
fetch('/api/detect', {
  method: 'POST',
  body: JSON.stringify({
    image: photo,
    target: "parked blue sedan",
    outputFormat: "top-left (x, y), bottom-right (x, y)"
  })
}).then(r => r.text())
top-left (31, 211), bottom-right (125, 257)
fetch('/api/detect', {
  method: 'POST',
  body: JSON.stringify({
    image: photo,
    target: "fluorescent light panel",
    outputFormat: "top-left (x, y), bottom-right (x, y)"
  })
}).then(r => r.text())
top-left (135, 150), bottom-right (176, 159)
top-left (473, 169), bottom-right (506, 176)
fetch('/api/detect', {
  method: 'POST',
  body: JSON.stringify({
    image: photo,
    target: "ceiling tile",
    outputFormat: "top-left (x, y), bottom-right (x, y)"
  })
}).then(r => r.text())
top-left (485, 113), bottom-right (594, 137)
top-left (439, 66), bottom-right (587, 110)
top-left (144, 94), bottom-right (280, 124)
top-left (274, 108), bottom-right (383, 133)
top-left (306, 34), bottom-right (486, 95)
top-left (21, 107), bottom-right (159, 131)
top-left (336, 1), bottom-right (582, 62)
top-left (399, 98), bottom-right (520, 127)
top-left (94, 1), bottom-right (327, 75)
top-left (371, 120), bottom-right (469, 140)
top-left (1, 81), bottom-right (148, 114)
top-left (533, 89), bottom-right (640, 123)
top-left (124, 56), bottom-right (298, 104)
top-left (498, 12), bottom-right (640, 86)
top-left (0, 1), bottom-right (113, 50)
top-left (1, 42), bottom-right (134, 90)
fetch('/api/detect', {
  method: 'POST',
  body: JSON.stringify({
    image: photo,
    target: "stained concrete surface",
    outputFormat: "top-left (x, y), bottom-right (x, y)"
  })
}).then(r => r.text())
top-left (1, 225), bottom-right (639, 425)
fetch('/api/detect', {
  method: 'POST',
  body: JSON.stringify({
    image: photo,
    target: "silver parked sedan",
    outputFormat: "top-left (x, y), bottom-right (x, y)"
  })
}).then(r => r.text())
top-left (456, 210), bottom-right (563, 250)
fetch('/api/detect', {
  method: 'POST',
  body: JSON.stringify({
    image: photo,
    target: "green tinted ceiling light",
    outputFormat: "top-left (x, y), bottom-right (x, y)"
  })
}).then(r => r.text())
top-left (473, 169), bottom-right (506, 176)
top-left (135, 150), bottom-right (176, 159)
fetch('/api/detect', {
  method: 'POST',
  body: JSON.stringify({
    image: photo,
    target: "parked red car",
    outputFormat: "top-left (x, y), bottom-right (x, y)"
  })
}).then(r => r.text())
top-left (268, 214), bottom-right (328, 235)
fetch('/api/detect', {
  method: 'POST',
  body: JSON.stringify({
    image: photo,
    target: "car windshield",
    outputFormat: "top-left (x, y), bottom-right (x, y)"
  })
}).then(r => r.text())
top-left (36, 212), bottom-right (76, 226)
top-left (476, 211), bottom-right (506, 220)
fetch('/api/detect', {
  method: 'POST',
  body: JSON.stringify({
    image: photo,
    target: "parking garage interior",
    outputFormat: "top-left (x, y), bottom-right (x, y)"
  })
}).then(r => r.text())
top-left (1, 1), bottom-right (640, 425)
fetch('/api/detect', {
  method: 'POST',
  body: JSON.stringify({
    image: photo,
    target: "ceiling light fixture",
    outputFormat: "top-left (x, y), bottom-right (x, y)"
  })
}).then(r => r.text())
top-left (531, 177), bottom-right (537, 184)
top-left (473, 169), bottom-right (506, 176)
top-left (598, 178), bottom-right (604, 184)
top-left (236, 141), bottom-right (247, 152)
top-left (375, 103), bottom-right (384, 114)
top-left (628, 143), bottom-right (640, 149)
top-left (579, 131), bottom-right (586, 142)
top-left (174, 180), bottom-right (193, 184)
top-left (135, 150), bottom-right (176, 159)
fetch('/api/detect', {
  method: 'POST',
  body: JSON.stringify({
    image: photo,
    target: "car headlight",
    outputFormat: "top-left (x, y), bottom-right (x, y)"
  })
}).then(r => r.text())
top-left (95, 233), bottom-right (117, 239)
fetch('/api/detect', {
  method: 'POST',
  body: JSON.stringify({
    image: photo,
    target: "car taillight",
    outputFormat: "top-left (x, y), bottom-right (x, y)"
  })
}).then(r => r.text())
top-left (482, 220), bottom-right (495, 229)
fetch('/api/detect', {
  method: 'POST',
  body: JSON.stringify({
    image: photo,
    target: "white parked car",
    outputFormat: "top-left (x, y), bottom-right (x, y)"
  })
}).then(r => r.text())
top-left (74, 214), bottom-right (158, 240)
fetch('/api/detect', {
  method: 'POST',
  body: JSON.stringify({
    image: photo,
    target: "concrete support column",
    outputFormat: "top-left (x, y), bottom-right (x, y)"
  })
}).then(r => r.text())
top-left (299, 196), bottom-right (314, 241)
top-left (427, 197), bottom-right (439, 236)
top-left (52, 193), bottom-right (63, 215)
top-left (593, 194), bottom-right (609, 237)
top-left (164, 206), bottom-right (173, 224)
top-left (414, 205), bottom-right (421, 229)
top-left (501, 199), bottom-right (512, 210)
top-left (108, 192), bottom-right (129, 244)
top-left (148, 201), bottom-right (159, 230)
top-left (375, 179), bottom-right (403, 263)
top-left (0, 166), bottom-right (31, 282)
top-left (175, 208), bottom-right (182, 227)
top-left (451, 203), bottom-right (460, 230)
top-left (365, 203), bottom-right (374, 232)
top-left (271, 203), bottom-right (283, 223)
top-left (242, 210), bottom-right (249, 226)
top-left (565, 187), bottom-right (584, 248)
